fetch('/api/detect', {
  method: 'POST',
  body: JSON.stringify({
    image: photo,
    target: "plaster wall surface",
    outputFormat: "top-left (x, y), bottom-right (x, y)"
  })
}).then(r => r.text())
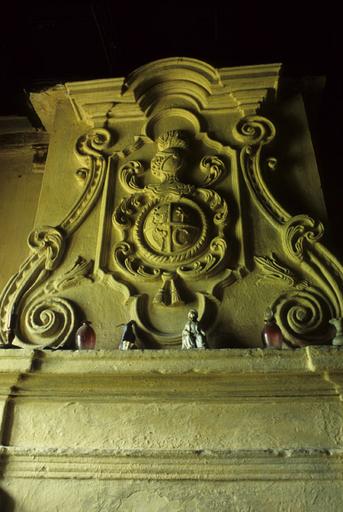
top-left (2, 478), bottom-right (343, 512)
top-left (0, 348), bottom-right (343, 511)
top-left (0, 147), bottom-right (42, 290)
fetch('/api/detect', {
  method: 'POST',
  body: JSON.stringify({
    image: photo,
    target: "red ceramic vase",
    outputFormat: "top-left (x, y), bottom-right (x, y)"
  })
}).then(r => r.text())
top-left (75, 321), bottom-right (96, 350)
top-left (262, 319), bottom-right (283, 349)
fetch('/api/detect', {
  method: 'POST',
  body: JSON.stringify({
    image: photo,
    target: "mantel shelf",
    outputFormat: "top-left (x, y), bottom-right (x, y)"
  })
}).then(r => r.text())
top-left (0, 346), bottom-right (342, 377)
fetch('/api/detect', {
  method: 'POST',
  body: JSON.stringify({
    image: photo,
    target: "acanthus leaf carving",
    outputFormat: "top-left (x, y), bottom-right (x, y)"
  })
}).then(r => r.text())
top-left (44, 256), bottom-right (94, 294)
top-left (99, 127), bottom-right (241, 344)
top-left (119, 160), bottom-right (146, 192)
top-left (113, 241), bottom-right (161, 281)
top-left (199, 155), bottom-right (227, 188)
top-left (254, 253), bottom-right (305, 288)
top-left (283, 215), bottom-right (324, 261)
top-left (178, 237), bottom-right (228, 280)
top-left (196, 188), bottom-right (228, 231)
top-left (27, 226), bottom-right (66, 271)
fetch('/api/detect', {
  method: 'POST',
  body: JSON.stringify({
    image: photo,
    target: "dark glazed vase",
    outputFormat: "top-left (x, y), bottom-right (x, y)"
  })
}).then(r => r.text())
top-left (75, 321), bottom-right (96, 350)
top-left (262, 309), bottom-right (283, 349)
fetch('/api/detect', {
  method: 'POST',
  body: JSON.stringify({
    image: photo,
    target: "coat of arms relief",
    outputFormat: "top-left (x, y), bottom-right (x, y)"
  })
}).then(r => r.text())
top-left (100, 128), bottom-right (244, 345)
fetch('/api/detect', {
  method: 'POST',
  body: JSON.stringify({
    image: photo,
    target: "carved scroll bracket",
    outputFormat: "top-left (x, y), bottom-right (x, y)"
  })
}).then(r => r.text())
top-left (0, 128), bottom-right (112, 348)
top-left (233, 115), bottom-right (343, 346)
top-left (282, 216), bottom-right (343, 320)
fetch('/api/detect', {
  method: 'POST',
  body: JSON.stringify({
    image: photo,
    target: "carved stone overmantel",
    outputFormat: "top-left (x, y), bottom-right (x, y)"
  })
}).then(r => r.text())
top-left (0, 57), bottom-right (341, 351)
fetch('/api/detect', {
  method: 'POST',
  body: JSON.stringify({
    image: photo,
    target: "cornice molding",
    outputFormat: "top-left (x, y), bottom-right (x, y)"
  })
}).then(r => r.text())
top-left (0, 346), bottom-right (342, 380)
top-left (29, 85), bottom-right (65, 132)
top-left (29, 60), bottom-right (281, 128)
top-left (1, 446), bottom-right (342, 481)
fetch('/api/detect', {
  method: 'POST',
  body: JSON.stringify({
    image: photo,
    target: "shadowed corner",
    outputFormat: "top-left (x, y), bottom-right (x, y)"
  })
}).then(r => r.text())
top-left (0, 412), bottom-right (16, 512)
top-left (0, 487), bottom-right (15, 512)
top-left (0, 396), bottom-right (16, 449)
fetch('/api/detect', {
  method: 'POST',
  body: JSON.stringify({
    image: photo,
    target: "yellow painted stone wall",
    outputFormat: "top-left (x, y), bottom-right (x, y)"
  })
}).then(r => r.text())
top-left (1, 348), bottom-right (343, 511)
top-left (0, 59), bottom-right (342, 510)
top-left (0, 123), bottom-right (43, 291)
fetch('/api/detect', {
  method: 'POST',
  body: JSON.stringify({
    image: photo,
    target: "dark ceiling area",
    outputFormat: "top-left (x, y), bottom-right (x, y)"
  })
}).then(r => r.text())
top-left (0, 1), bottom-right (342, 256)
top-left (0, 2), bottom-right (341, 113)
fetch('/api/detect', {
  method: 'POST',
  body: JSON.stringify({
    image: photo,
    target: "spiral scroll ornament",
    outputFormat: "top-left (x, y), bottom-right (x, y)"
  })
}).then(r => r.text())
top-left (16, 296), bottom-right (76, 349)
top-left (60, 128), bottom-right (112, 235)
top-left (282, 215), bottom-right (342, 319)
top-left (272, 286), bottom-right (334, 346)
top-left (76, 128), bottom-right (112, 158)
top-left (113, 194), bottom-right (146, 233)
top-left (233, 116), bottom-right (276, 147)
top-left (199, 156), bottom-right (226, 187)
top-left (234, 114), bottom-right (343, 345)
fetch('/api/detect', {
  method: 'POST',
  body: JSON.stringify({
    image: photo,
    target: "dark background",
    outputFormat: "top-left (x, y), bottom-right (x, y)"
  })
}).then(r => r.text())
top-left (0, 1), bottom-right (342, 257)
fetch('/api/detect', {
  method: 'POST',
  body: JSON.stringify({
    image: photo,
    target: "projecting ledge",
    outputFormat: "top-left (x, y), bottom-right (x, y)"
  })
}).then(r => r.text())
top-left (0, 346), bottom-right (342, 377)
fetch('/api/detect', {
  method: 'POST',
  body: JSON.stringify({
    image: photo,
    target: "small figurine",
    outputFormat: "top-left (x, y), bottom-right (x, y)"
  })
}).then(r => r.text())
top-left (182, 309), bottom-right (208, 349)
top-left (118, 320), bottom-right (138, 350)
